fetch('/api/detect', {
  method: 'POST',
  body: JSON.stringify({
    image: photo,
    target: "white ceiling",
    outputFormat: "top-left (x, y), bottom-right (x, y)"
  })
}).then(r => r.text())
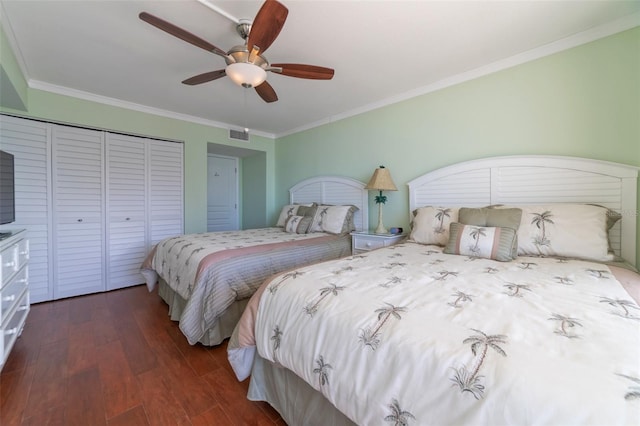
top-left (1, 1), bottom-right (639, 138)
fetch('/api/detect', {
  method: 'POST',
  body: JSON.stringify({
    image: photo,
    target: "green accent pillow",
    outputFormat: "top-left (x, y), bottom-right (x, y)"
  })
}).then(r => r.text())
top-left (444, 222), bottom-right (518, 262)
top-left (297, 205), bottom-right (317, 218)
top-left (458, 207), bottom-right (523, 230)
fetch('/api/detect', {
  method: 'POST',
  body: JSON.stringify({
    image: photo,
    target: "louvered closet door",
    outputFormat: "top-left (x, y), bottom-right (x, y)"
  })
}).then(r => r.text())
top-left (106, 134), bottom-right (147, 290)
top-left (52, 125), bottom-right (105, 299)
top-left (0, 116), bottom-right (52, 303)
top-left (149, 141), bottom-right (183, 244)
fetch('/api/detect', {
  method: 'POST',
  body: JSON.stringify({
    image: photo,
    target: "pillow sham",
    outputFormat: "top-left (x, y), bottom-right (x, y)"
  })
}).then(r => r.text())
top-left (275, 203), bottom-right (315, 227)
top-left (309, 205), bottom-right (358, 234)
top-left (587, 204), bottom-right (622, 257)
top-left (409, 206), bottom-right (459, 246)
top-left (495, 204), bottom-right (614, 262)
top-left (322, 205), bottom-right (359, 234)
top-left (444, 222), bottom-right (518, 262)
top-left (309, 205), bottom-right (331, 233)
top-left (284, 215), bottom-right (312, 234)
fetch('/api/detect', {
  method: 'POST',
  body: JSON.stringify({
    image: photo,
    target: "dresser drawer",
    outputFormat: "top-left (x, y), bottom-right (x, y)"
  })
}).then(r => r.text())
top-left (16, 238), bottom-right (29, 271)
top-left (0, 243), bottom-right (19, 287)
top-left (351, 232), bottom-right (406, 255)
top-left (353, 236), bottom-right (386, 251)
top-left (0, 237), bottom-right (28, 290)
top-left (1, 289), bottom-right (29, 367)
top-left (1, 266), bottom-right (28, 325)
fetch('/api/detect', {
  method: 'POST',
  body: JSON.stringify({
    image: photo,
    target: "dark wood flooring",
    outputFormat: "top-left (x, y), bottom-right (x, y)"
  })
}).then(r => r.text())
top-left (0, 285), bottom-right (285, 425)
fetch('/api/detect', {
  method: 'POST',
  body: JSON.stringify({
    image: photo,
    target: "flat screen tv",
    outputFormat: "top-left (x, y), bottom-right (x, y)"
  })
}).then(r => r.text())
top-left (0, 150), bottom-right (15, 225)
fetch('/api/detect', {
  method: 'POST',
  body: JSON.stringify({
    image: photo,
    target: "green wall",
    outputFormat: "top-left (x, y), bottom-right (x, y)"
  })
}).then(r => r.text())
top-left (275, 27), bottom-right (640, 265)
top-left (0, 25), bottom-right (27, 110)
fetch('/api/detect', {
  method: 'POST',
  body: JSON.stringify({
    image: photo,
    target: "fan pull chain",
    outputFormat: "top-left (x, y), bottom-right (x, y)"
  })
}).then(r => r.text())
top-left (243, 88), bottom-right (250, 135)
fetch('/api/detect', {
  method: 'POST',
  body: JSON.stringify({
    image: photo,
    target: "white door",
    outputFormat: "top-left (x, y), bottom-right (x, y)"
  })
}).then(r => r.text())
top-left (52, 125), bottom-right (105, 299)
top-left (0, 115), bottom-right (52, 303)
top-left (148, 140), bottom-right (184, 245)
top-left (106, 134), bottom-right (147, 290)
top-left (207, 155), bottom-right (238, 232)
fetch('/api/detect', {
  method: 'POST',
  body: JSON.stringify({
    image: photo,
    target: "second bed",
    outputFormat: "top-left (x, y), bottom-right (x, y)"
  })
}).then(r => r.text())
top-left (141, 175), bottom-right (368, 345)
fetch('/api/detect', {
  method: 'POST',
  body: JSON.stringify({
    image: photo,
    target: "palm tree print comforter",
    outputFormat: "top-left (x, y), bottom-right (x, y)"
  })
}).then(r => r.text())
top-left (233, 242), bottom-right (640, 425)
top-left (140, 228), bottom-right (350, 344)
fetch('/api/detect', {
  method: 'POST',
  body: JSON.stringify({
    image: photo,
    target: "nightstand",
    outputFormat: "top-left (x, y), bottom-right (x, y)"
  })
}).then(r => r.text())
top-left (350, 231), bottom-right (405, 255)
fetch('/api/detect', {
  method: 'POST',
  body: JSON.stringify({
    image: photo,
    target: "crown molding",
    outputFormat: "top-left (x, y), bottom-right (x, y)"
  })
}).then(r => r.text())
top-left (27, 80), bottom-right (276, 139)
top-left (277, 11), bottom-right (640, 138)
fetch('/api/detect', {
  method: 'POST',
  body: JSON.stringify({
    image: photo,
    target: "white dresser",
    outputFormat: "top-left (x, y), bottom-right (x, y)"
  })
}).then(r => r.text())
top-left (0, 229), bottom-right (29, 371)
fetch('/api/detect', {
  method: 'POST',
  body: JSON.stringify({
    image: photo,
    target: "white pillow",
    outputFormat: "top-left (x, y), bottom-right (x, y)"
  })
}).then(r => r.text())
top-left (503, 204), bottom-right (613, 262)
top-left (309, 205), bottom-right (358, 234)
top-left (409, 206), bottom-right (459, 246)
top-left (321, 205), bottom-right (358, 234)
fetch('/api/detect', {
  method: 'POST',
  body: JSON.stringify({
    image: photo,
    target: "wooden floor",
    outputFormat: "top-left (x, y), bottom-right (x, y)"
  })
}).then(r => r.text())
top-left (0, 285), bottom-right (285, 425)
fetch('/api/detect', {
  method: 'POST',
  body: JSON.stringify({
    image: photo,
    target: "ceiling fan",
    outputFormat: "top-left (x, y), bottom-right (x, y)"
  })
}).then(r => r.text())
top-left (139, 0), bottom-right (334, 103)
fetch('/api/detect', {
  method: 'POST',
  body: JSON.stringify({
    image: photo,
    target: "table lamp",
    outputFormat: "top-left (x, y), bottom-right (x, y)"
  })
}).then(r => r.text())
top-left (365, 165), bottom-right (398, 234)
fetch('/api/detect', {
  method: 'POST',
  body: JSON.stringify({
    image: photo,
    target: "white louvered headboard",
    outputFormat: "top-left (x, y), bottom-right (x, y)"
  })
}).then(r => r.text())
top-left (289, 176), bottom-right (369, 232)
top-left (408, 156), bottom-right (639, 265)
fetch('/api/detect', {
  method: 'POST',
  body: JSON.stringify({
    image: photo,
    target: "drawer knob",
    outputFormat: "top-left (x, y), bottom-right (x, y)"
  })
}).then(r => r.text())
top-left (125, 217), bottom-right (131, 221)
top-left (2, 295), bottom-right (15, 302)
top-left (4, 327), bottom-right (18, 336)
top-left (3, 261), bottom-right (15, 268)
top-left (77, 218), bottom-right (83, 222)
top-left (366, 242), bottom-right (372, 247)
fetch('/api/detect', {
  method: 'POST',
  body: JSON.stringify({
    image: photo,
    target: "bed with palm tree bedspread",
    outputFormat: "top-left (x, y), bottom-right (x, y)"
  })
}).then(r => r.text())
top-left (227, 156), bottom-right (640, 425)
top-left (141, 228), bottom-right (352, 345)
top-left (140, 175), bottom-right (369, 346)
top-left (230, 242), bottom-right (640, 425)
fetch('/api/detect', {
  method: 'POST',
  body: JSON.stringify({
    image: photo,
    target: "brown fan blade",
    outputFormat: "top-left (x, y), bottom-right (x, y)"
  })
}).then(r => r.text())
top-left (271, 64), bottom-right (335, 80)
top-left (247, 0), bottom-right (288, 54)
top-left (139, 12), bottom-right (227, 57)
top-left (255, 81), bottom-right (278, 103)
top-left (182, 70), bottom-right (226, 85)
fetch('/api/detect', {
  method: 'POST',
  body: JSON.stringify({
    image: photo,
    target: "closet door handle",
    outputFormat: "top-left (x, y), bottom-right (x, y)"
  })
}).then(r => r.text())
top-left (77, 218), bottom-right (83, 222)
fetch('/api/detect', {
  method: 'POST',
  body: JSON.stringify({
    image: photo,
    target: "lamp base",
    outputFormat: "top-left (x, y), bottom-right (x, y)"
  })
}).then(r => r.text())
top-left (374, 201), bottom-right (389, 234)
top-left (374, 204), bottom-right (388, 234)
top-left (373, 225), bottom-right (389, 234)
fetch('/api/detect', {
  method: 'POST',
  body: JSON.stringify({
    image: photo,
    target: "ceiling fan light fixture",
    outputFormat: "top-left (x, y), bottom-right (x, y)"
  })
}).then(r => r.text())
top-left (226, 62), bottom-right (267, 88)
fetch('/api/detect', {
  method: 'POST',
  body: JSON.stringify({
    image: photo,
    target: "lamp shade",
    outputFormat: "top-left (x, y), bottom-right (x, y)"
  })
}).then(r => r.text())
top-left (365, 166), bottom-right (397, 191)
top-left (225, 62), bottom-right (267, 88)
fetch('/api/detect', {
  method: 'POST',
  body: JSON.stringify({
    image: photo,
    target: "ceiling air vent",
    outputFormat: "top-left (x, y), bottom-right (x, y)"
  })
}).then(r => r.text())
top-left (229, 128), bottom-right (249, 142)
